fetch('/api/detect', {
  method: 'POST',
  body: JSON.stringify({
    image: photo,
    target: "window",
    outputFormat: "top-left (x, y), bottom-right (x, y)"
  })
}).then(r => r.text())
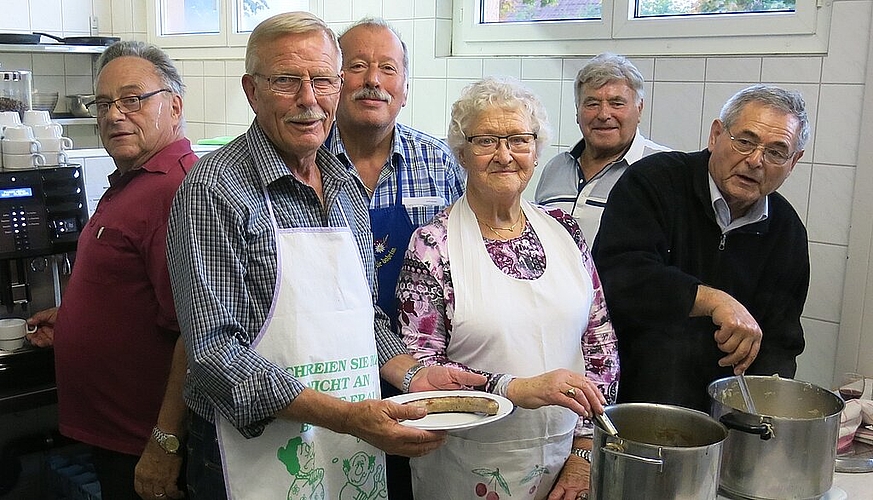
top-left (453, 0), bottom-right (830, 56)
top-left (148, 0), bottom-right (311, 48)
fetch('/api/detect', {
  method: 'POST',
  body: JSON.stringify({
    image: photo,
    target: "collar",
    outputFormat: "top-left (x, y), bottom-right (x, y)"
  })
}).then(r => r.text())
top-left (108, 137), bottom-right (192, 187)
top-left (326, 122), bottom-right (402, 173)
top-left (707, 171), bottom-right (768, 233)
top-left (246, 120), bottom-right (349, 189)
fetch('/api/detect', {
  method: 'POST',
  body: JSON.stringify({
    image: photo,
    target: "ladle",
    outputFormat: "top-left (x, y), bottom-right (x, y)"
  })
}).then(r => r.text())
top-left (737, 371), bottom-right (758, 414)
top-left (595, 411), bottom-right (619, 437)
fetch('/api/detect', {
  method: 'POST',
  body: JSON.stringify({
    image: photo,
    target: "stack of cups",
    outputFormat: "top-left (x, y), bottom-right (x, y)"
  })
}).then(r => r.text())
top-left (24, 110), bottom-right (72, 166)
top-left (32, 122), bottom-right (71, 166)
top-left (0, 110), bottom-right (73, 171)
top-left (1, 123), bottom-right (45, 171)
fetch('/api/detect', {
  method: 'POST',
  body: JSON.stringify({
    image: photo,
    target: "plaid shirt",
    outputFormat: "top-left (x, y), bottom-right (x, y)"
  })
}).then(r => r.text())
top-left (325, 122), bottom-right (465, 226)
top-left (167, 121), bottom-right (404, 437)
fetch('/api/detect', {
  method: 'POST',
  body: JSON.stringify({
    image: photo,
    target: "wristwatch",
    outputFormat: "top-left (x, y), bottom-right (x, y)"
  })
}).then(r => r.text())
top-left (151, 426), bottom-right (181, 455)
top-left (571, 447), bottom-right (592, 462)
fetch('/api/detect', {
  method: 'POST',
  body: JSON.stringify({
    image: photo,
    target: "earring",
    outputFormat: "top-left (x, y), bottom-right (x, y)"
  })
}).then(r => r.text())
top-left (534, 161), bottom-right (539, 167)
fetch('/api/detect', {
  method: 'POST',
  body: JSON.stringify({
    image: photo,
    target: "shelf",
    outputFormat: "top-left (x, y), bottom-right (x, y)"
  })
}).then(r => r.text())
top-left (52, 116), bottom-right (96, 126)
top-left (0, 43), bottom-right (106, 54)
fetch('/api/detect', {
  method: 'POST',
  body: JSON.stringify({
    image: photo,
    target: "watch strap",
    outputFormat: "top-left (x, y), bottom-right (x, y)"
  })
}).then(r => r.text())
top-left (571, 447), bottom-right (592, 462)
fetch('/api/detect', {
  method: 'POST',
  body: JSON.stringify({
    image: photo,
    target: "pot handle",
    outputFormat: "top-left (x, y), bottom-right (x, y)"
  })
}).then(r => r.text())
top-left (601, 445), bottom-right (664, 473)
top-left (719, 412), bottom-right (774, 440)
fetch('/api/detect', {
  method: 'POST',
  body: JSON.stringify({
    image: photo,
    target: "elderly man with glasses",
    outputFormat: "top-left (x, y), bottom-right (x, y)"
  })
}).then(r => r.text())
top-left (27, 41), bottom-right (195, 499)
top-left (593, 84), bottom-right (811, 412)
top-left (165, 12), bottom-right (483, 500)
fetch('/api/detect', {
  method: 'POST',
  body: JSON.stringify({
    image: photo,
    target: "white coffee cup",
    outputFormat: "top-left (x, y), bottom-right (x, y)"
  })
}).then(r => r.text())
top-left (43, 150), bottom-right (69, 165)
top-left (0, 316), bottom-right (31, 349)
top-left (0, 111), bottom-right (22, 128)
top-left (1, 138), bottom-right (40, 154)
top-left (31, 122), bottom-right (64, 139)
top-left (2, 124), bottom-right (35, 141)
top-left (22, 109), bottom-right (52, 127)
top-left (37, 136), bottom-right (72, 152)
top-left (2, 152), bottom-right (46, 170)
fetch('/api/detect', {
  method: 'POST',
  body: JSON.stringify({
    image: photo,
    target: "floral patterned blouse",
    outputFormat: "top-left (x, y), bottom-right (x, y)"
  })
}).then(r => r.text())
top-left (396, 205), bottom-right (620, 433)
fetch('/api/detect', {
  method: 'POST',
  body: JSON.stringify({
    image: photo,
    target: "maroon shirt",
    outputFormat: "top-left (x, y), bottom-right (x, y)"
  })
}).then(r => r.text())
top-left (54, 139), bottom-right (196, 455)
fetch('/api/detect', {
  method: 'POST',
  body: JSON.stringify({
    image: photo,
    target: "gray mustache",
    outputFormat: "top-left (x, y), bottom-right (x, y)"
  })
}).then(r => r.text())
top-left (285, 109), bottom-right (328, 123)
top-left (352, 87), bottom-right (392, 103)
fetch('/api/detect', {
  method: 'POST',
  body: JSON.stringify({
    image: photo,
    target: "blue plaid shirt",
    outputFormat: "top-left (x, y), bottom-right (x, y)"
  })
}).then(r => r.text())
top-left (167, 121), bottom-right (404, 437)
top-left (325, 122), bottom-right (465, 227)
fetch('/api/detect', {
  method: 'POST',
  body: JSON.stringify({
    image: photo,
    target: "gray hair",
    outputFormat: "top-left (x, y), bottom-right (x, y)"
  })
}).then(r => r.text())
top-left (97, 40), bottom-right (185, 97)
top-left (720, 84), bottom-right (810, 151)
top-left (574, 53), bottom-right (644, 109)
top-left (245, 11), bottom-right (340, 74)
top-left (339, 17), bottom-right (409, 79)
top-left (447, 77), bottom-right (551, 159)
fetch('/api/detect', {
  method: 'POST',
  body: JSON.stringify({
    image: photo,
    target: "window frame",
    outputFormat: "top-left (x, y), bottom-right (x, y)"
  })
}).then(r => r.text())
top-left (145, 0), bottom-right (315, 49)
top-left (452, 0), bottom-right (831, 57)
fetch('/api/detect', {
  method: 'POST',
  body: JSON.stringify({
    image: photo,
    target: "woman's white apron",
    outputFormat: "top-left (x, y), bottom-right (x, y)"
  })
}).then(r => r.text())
top-left (411, 196), bottom-right (594, 500)
top-left (217, 189), bottom-right (385, 500)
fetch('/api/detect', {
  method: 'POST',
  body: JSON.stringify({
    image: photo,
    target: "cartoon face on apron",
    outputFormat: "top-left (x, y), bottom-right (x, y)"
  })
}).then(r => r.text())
top-left (370, 165), bottom-right (415, 326)
top-left (217, 187), bottom-right (386, 500)
top-left (411, 195), bottom-right (594, 500)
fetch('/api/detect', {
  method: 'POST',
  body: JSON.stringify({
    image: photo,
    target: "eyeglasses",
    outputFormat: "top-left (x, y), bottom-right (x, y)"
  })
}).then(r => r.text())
top-left (252, 73), bottom-right (343, 96)
top-left (726, 127), bottom-right (795, 166)
top-left (466, 133), bottom-right (538, 156)
top-left (87, 89), bottom-right (171, 118)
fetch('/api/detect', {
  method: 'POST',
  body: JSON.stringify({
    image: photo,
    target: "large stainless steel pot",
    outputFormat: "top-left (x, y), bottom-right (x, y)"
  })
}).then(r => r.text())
top-left (708, 375), bottom-right (844, 499)
top-left (590, 403), bottom-right (727, 500)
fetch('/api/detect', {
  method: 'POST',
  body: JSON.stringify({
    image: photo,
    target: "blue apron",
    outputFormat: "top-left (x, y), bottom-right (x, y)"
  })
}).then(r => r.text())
top-left (370, 165), bottom-right (415, 326)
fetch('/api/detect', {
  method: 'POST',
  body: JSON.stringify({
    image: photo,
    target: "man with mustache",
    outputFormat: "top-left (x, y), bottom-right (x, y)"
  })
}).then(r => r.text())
top-left (593, 85), bottom-right (811, 412)
top-left (326, 19), bottom-right (465, 498)
top-left (166, 12), bottom-right (482, 500)
top-left (535, 53), bottom-right (669, 243)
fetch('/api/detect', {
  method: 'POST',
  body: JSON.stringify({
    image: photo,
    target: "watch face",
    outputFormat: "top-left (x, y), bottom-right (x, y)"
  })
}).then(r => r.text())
top-left (164, 435), bottom-right (180, 453)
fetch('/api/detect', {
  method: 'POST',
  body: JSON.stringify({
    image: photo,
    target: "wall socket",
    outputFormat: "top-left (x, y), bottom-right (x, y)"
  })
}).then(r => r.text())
top-left (89, 16), bottom-right (99, 36)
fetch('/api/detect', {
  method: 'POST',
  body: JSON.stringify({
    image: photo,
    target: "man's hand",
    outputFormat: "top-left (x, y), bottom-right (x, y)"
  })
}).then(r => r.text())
top-left (26, 307), bottom-right (58, 347)
top-left (693, 286), bottom-right (762, 373)
top-left (134, 439), bottom-right (185, 499)
top-left (409, 365), bottom-right (487, 393)
top-left (507, 369), bottom-right (606, 417)
top-left (342, 399), bottom-right (447, 457)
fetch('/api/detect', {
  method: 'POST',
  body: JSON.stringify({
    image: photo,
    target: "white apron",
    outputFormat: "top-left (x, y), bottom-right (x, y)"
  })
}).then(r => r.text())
top-left (411, 196), bottom-right (594, 500)
top-left (217, 189), bottom-right (386, 500)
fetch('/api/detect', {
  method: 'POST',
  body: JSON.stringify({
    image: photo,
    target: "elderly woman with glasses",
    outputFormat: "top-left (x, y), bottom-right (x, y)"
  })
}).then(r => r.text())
top-left (395, 77), bottom-right (620, 500)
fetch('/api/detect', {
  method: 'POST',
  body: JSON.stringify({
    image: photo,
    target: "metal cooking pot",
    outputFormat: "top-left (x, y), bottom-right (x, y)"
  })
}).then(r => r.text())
top-left (66, 94), bottom-right (94, 118)
top-left (590, 403), bottom-right (727, 500)
top-left (708, 375), bottom-right (844, 500)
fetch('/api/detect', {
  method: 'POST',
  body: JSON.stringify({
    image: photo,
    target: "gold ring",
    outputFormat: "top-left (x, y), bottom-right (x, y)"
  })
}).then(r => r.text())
top-left (566, 387), bottom-right (576, 397)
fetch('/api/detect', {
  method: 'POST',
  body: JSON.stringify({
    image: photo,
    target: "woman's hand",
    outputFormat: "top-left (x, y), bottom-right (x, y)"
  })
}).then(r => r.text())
top-left (506, 369), bottom-right (605, 417)
top-left (548, 452), bottom-right (590, 500)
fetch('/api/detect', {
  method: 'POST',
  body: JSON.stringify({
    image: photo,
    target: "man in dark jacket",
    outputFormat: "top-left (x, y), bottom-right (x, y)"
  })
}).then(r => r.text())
top-left (593, 85), bottom-right (810, 411)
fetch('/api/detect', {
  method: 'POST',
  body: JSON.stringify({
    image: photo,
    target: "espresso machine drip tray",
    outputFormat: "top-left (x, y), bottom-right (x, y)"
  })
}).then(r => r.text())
top-left (0, 344), bottom-right (56, 414)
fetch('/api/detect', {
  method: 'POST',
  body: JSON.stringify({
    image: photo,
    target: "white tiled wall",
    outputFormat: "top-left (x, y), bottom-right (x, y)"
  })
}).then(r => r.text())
top-left (3, 0), bottom-right (870, 389)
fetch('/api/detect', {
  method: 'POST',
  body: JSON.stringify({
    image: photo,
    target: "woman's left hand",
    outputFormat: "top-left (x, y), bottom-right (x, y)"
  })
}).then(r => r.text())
top-left (507, 369), bottom-right (605, 417)
top-left (411, 365), bottom-right (488, 392)
top-left (548, 453), bottom-right (590, 500)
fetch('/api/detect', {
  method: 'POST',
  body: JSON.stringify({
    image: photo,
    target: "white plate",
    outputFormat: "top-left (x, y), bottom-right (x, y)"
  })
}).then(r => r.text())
top-left (387, 390), bottom-right (514, 431)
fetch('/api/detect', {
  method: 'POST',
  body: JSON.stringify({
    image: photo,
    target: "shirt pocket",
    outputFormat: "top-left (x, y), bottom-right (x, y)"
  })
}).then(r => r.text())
top-left (78, 226), bottom-right (141, 285)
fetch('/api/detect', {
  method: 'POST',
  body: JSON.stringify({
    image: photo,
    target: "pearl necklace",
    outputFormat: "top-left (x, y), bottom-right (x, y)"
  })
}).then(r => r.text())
top-left (476, 211), bottom-right (525, 238)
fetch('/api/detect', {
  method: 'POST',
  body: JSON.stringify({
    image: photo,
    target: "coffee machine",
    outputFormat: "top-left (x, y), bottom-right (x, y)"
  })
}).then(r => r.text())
top-left (0, 166), bottom-right (87, 311)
